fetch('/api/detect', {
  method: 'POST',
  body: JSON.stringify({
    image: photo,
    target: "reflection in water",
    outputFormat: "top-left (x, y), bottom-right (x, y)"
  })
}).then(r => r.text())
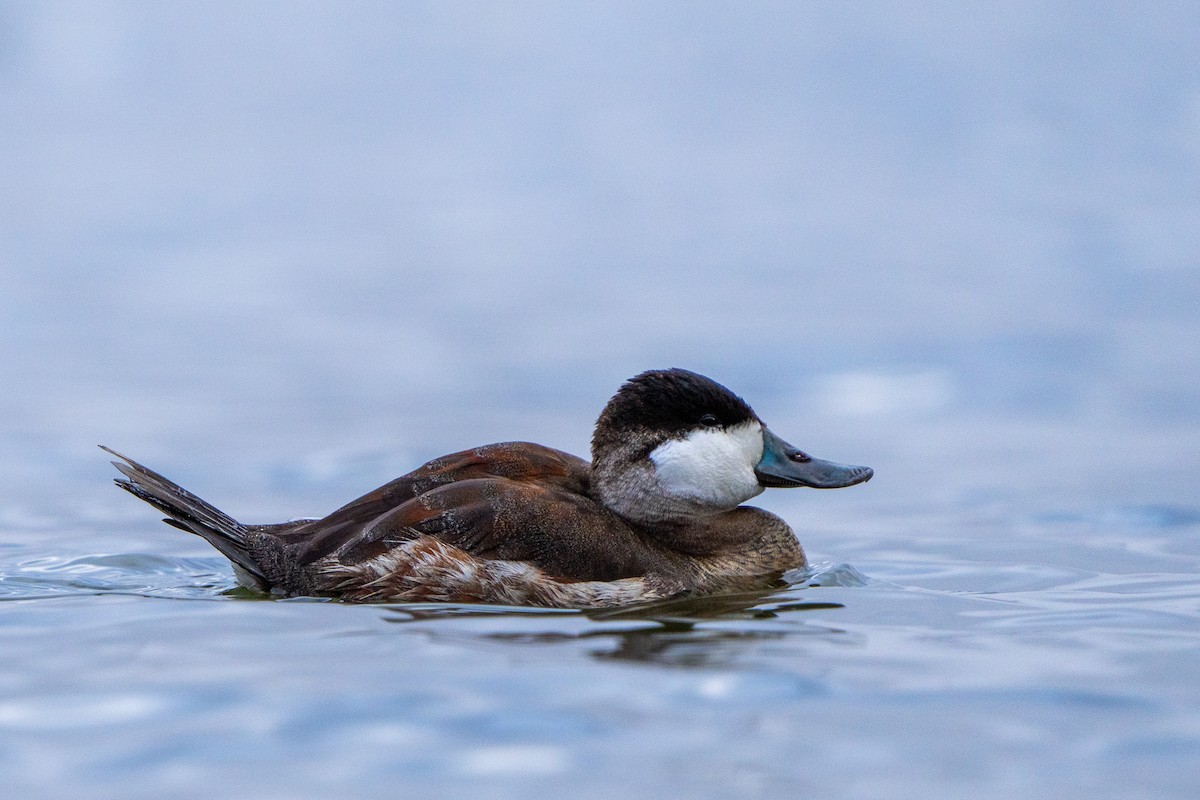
top-left (505, 619), bottom-right (855, 668)
top-left (509, 626), bottom-right (790, 669)
top-left (586, 588), bottom-right (807, 620)
top-left (378, 588), bottom-right (849, 668)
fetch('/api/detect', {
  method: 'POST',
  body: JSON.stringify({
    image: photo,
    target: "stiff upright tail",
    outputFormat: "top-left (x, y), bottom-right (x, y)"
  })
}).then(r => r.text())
top-left (102, 446), bottom-right (269, 590)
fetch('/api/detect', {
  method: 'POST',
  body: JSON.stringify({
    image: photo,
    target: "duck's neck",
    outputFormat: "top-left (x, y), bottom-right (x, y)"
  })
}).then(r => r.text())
top-left (589, 445), bottom-right (801, 568)
top-left (646, 514), bottom-right (757, 555)
top-left (591, 459), bottom-right (687, 524)
top-left (651, 506), bottom-right (800, 560)
top-left (591, 453), bottom-right (762, 526)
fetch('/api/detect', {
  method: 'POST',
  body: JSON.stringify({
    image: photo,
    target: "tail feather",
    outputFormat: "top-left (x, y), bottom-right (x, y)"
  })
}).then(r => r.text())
top-left (101, 446), bottom-right (269, 589)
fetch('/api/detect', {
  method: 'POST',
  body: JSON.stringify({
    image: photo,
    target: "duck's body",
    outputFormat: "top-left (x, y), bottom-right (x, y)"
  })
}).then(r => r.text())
top-left (106, 369), bottom-right (872, 609)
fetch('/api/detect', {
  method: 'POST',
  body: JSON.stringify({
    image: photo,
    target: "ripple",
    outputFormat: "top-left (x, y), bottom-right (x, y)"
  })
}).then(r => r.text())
top-left (797, 562), bottom-right (873, 588)
top-left (0, 551), bottom-right (234, 601)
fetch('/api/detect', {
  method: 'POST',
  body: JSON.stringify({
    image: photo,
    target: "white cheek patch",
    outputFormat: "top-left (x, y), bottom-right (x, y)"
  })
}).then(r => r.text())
top-left (649, 420), bottom-right (765, 509)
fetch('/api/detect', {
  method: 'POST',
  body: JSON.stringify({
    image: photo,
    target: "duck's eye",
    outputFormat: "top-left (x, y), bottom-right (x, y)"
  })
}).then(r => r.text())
top-left (699, 414), bottom-right (720, 428)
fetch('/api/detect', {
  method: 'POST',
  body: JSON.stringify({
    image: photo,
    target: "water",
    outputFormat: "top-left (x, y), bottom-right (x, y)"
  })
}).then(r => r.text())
top-left (3, 3), bottom-right (1200, 799)
top-left (4, 512), bottom-right (1198, 799)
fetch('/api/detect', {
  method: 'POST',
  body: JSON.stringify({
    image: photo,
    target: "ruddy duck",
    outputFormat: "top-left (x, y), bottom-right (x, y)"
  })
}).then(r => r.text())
top-left (104, 368), bottom-right (872, 608)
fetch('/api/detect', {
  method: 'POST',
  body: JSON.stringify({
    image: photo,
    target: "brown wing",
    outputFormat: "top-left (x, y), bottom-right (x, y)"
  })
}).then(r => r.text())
top-left (327, 477), bottom-right (672, 582)
top-left (284, 442), bottom-right (592, 563)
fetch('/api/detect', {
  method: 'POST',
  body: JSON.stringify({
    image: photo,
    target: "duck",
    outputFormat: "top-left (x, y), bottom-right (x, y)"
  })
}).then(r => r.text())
top-left (104, 368), bottom-right (872, 609)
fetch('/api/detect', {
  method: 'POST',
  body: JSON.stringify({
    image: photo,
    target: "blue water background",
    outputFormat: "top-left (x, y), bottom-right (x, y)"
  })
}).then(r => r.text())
top-left (2, 3), bottom-right (1198, 798)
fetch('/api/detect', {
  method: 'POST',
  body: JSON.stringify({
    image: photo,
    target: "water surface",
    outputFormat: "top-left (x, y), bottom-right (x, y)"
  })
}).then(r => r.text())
top-left (3, 490), bottom-right (1198, 799)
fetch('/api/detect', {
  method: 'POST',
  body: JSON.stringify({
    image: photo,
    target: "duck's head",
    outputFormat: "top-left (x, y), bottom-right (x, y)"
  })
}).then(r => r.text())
top-left (590, 368), bottom-right (873, 525)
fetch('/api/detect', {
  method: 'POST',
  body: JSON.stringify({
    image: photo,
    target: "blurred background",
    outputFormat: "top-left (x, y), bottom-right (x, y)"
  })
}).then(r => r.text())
top-left (3, 1), bottom-right (1197, 529)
